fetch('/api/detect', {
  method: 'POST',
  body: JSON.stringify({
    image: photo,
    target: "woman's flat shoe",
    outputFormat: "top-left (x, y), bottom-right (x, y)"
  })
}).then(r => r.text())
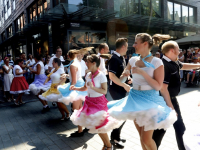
top-left (65, 113), bottom-right (71, 120)
top-left (14, 102), bottom-right (19, 106)
top-left (20, 102), bottom-right (26, 105)
top-left (70, 131), bottom-right (84, 137)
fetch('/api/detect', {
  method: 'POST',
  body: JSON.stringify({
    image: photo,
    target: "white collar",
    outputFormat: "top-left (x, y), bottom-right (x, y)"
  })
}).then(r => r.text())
top-left (113, 51), bottom-right (121, 57)
top-left (97, 53), bottom-right (101, 56)
top-left (163, 55), bottom-right (171, 62)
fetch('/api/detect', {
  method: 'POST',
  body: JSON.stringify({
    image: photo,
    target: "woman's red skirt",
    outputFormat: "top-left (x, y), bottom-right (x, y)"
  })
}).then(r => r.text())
top-left (10, 77), bottom-right (29, 94)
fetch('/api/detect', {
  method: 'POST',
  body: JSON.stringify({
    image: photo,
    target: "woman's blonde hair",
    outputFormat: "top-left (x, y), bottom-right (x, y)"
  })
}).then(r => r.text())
top-left (135, 33), bottom-right (171, 49)
top-left (161, 41), bottom-right (178, 54)
top-left (68, 47), bottom-right (93, 59)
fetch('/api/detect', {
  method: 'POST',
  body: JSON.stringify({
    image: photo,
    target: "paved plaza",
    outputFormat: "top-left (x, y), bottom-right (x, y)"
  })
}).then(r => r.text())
top-left (0, 84), bottom-right (200, 150)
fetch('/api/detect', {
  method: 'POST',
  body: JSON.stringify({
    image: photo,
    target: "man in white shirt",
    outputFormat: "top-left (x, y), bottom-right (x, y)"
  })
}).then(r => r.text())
top-left (48, 46), bottom-right (65, 71)
top-left (77, 53), bottom-right (88, 79)
top-left (97, 43), bottom-right (110, 75)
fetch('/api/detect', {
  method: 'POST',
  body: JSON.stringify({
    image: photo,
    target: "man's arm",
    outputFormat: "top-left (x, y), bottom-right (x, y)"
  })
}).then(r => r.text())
top-left (160, 83), bottom-right (174, 110)
top-left (181, 63), bottom-right (200, 70)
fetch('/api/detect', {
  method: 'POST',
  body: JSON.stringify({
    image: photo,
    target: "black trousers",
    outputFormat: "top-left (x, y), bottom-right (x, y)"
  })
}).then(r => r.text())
top-left (109, 88), bottom-right (126, 141)
top-left (153, 97), bottom-right (186, 150)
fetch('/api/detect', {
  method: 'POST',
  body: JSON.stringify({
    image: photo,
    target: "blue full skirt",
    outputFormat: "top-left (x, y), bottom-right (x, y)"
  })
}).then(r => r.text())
top-left (57, 78), bottom-right (87, 105)
top-left (107, 88), bottom-right (177, 131)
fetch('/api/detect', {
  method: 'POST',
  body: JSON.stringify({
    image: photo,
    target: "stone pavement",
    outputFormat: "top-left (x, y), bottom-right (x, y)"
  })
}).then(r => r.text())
top-left (0, 84), bottom-right (200, 150)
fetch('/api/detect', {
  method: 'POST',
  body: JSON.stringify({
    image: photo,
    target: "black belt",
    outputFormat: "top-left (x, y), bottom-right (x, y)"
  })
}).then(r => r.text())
top-left (171, 96), bottom-right (176, 100)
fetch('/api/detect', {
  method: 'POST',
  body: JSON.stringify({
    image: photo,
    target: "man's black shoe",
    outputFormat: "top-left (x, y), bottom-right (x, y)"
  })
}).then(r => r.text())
top-left (110, 140), bottom-right (124, 149)
top-left (70, 131), bottom-right (84, 137)
top-left (120, 139), bottom-right (126, 143)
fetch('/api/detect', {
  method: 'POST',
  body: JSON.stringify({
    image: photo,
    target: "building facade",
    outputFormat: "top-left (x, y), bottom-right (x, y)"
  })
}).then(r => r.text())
top-left (0, 0), bottom-right (200, 58)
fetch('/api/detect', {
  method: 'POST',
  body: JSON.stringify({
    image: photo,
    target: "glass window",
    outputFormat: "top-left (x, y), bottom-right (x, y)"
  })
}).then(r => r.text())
top-left (33, 4), bottom-right (37, 21)
top-left (182, 5), bottom-right (188, 23)
top-left (38, 0), bottom-right (43, 17)
top-left (68, 0), bottom-right (84, 5)
top-left (174, 3), bottom-right (181, 22)
top-left (44, 0), bottom-right (48, 13)
top-left (89, 32), bottom-right (106, 45)
top-left (189, 7), bottom-right (194, 23)
top-left (141, 0), bottom-right (151, 16)
top-left (69, 31), bottom-right (88, 49)
top-left (167, 1), bottom-right (173, 20)
top-left (128, 0), bottom-right (139, 15)
top-left (29, 7), bottom-right (33, 22)
top-left (20, 15), bottom-right (23, 29)
top-left (152, 0), bottom-right (161, 17)
top-left (17, 18), bottom-right (20, 31)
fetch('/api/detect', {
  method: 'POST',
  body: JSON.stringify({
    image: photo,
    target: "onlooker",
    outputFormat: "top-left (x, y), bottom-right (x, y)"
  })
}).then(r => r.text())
top-left (3, 57), bottom-right (14, 102)
top-left (185, 57), bottom-right (199, 84)
top-left (192, 47), bottom-right (200, 61)
top-left (44, 58), bottom-right (50, 75)
top-left (27, 54), bottom-right (36, 83)
top-left (7, 54), bottom-right (14, 66)
top-left (77, 53), bottom-right (88, 80)
top-left (186, 49), bottom-right (192, 63)
top-left (48, 46), bottom-right (65, 71)
top-left (155, 52), bottom-right (160, 58)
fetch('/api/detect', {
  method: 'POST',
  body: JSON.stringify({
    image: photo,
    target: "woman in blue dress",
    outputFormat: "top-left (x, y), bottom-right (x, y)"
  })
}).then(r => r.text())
top-left (107, 33), bottom-right (177, 150)
top-left (58, 48), bottom-right (91, 137)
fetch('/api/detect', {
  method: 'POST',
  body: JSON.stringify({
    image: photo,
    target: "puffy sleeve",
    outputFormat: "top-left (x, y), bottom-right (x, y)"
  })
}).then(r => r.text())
top-left (100, 72), bottom-right (107, 83)
top-left (153, 57), bottom-right (164, 69)
top-left (129, 57), bottom-right (138, 67)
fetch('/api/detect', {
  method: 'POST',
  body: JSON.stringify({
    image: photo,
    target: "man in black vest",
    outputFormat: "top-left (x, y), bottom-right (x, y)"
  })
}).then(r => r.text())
top-left (153, 41), bottom-right (200, 150)
top-left (108, 38), bottom-right (130, 148)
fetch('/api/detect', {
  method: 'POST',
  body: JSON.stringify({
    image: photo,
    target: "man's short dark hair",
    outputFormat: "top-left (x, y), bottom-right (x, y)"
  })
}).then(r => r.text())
top-left (98, 43), bottom-right (108, 52)
top-left (56, 46), bottom-right (62, 51)
top-left (115, 38), bottom-right (128, 49)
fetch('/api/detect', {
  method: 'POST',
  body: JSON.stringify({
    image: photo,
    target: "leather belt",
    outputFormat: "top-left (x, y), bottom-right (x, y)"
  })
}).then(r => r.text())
top-left (132, 84), bottom-right (153, 91)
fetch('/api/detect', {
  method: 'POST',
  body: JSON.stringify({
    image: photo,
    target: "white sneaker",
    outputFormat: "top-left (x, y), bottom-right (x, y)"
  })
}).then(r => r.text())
top-left (25, 91), bottom-right (30, 95)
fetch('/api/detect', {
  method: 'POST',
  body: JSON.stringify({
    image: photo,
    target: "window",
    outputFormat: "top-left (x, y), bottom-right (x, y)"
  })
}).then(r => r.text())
top-left (13, 0), bottom-right (16, 10)
top-left (38, 0), bottom-right (43, 17)
top-left (182, 5), bottom-right (188, 23)
top-left (189, 7), bottom-right (194, 23)
top-left (141, 0), bottom-right (151, 16)
top-left (16, 13), bottom-right (25, 32)
top-left (167, 1), bottom-right (173, 20)
top-left (1, 32), bottom-right (6, 41)
top-left (174, 3), bottom-right (181, 22)
top-left (167, 1), bottom-right (196, 24)
top-left (7, 25), bottom-right (12, 37)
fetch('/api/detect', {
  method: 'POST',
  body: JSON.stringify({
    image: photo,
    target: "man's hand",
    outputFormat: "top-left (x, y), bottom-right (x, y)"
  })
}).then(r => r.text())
top-left (122, 83), bottom-right (131, 92)
top-left (122, 70), bottom-right (130, 77)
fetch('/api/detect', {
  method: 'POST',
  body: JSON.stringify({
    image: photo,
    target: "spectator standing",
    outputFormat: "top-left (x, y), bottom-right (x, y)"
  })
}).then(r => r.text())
top-left (44, 58), bottom-right (50, 75)
top-left (192, 47), bottom-right (200, 61)
top-left (186, 49), bottom-right (192, 63)
top-left (0, 56), bottom-right (5, 98)
top-left (48, 46), bottom-right (65, 71)
top-left (155, 52), bottom-right (160, 58)
top-left (3, 57), bottom-right (14, 102)
top-left (27, 54), bottom-right (36, 83)
top-left (97, 43), bottom-right (110, 75)
top-left (10, 59), bottom-right (29, 105)
top-left (7, 54), bottom-right (14, 66)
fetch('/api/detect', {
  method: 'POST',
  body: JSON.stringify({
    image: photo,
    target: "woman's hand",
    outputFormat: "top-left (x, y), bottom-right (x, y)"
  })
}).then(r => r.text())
top-left (69, 85), bottom-right (75, 90)
top-left (132, 67), bottom-right (145, 75)
top-left (122, 70), bottom-right (130, 77)
top-left (9, 66), bottom-right (13, 69)
top-left (122, 83), bottom-right (131, 92)
top-left (23, 70), bottom-right (26, 74)
top-left (60, 74), bottom-right (69, 80)
top-left (87, 82), bottom-right (94, 89)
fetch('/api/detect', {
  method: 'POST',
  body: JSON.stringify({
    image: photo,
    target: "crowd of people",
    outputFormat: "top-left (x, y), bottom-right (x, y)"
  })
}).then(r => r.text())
top-left (0, 33), bottom-right (200, 150)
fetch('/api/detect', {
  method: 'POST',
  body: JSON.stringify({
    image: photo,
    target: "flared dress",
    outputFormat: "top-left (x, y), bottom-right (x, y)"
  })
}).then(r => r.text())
top-left (10, 65), bottom-right (29, 94)
top-left (70, 71), bottom-right (122, 133)
top-left (29, 61), bottom-right (51, 95)
top-left (57, 59), bottom-right (87, 105)
top-left (38, 67), bottom-right (64, 102)
top-left (107, 57), bottom-right (177, 131)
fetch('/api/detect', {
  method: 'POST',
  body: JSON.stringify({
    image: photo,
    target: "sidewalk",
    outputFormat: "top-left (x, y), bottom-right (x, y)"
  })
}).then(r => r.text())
top-left (0, 84), bottom-right (200, 150)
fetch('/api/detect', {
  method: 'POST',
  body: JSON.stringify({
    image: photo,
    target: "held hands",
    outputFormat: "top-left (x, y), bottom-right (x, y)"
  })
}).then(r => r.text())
top-left (123, 83), bottom-right (131, 92)
top-left (69, 85), bottom-right (77, 90)
top-left (54, 84), bottom-right (58, 89)
top-left (122, 70), bottom-right (130, 77)
top-left (60, 74), bottom-right (69, 80)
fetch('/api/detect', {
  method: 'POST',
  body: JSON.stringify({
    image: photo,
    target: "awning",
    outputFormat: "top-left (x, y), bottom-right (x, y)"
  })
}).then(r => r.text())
top-left (176, 34), bottom-right (200, 45)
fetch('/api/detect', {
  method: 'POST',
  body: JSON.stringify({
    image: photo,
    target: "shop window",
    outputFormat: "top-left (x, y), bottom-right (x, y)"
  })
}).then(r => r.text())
top-left (1, 32), bottom-right (6, 41)
top-left (33, 4), bottom-right (37, 21)
top-left (68, 31), bottom-right (106, 50)
top-left (167, 1), bottom-right (173, 20)
top-left (141, 0), bottom-right (151, 16)
top-left (182, 5), bottom-right (188, 23)
top-left (68, 0), bottom-right (84, 5)
top-left (38, 0), bottom-right (43, 17)
top-left (7, 25), bottom-right (12, 37)
top-left (29, 7), bottom-right (33, 22)
top-left (13, 0), bottom-right (15, 10)
top-left (152, 0), bottom-right (161, 17)
top-left (189, 7), bottom-right (194, 24)
top-left (16, 13), bottom-right (25, 32)
top-left (174, 3), bottom-right (181, 22)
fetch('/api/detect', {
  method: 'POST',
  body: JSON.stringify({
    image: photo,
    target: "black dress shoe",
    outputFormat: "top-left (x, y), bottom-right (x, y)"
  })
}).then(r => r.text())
top-left (120, 139), bottom-right (126, 143)
top-left (70, 131), bottom-right (84, 137)
top-left (110, 140), bottom-right (124, 149)
top-left (83, 128), bottom-right (89, 133)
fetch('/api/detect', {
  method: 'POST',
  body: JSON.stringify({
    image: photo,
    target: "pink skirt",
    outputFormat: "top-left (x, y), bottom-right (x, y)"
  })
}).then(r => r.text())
top-left (70, 95), bottom-right (122, 133)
